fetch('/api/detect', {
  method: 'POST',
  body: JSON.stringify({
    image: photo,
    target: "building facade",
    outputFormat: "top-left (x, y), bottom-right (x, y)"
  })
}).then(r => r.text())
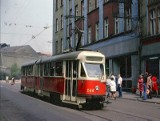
top-left (140, 0), bottom-right (160, 80)
top-left (53, 0), bottom-right (160, 91)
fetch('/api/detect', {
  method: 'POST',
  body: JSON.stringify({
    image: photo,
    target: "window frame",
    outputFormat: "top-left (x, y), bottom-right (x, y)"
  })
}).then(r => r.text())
top-left (104, 18), bottom-right (109, 38)
top-left (88, 26), bottom-right (91, 44)
top-left (115, 17), bottom-right (119, 34)
top-left (150, 9), bottom-right (156, 35)
top-left (56, 18), bottom-right (58, 32)
top-left (96, 22), bottom-right (99, 41)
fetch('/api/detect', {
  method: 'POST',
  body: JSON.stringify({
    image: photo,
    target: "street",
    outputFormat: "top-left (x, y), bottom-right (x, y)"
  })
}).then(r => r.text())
top-left (0, 81), bottom-right (160, 121)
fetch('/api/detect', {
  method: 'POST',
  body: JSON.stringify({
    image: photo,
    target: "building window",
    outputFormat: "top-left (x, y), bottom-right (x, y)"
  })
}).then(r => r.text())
top-left (96, 22), bottom-right (99, 41)
top-left (56, 0), bottom-right (58, 10)
top-left (104, 0), bottom-right (109, 4)
top-left (146, 58), bottom-right (159, 77)
top-left (60, 0), bottom-right (63, 7)
top-left (75, 33), bottom-right (78, 47)
top-left (75, 5), bottom-right (78, 20)
top-left (150, 9), bottom-right (156, 35)
top-left (125, 8), bottom-right (131, 31)
top-left (105, 59), bottom-right (109, 77)
top-left (56, 18), bottom-right (58, 32)
top-left (61, 38), bottom-right (63, 53)
top-left (69, 36), bottom-right (72, 49)
top-left (81, 1), bottom-right (84, 16)
top-left (56, 41), bottom-right (58, 54)
top-left (115, 17), bottom-right (119, 34)
top-left (88, 0), bottom-right (92, 12)
top-left (104, 18), bottom-right (109, 38)
top-left (69, 9), bottom-right (72, 23)
top-left (61, 15), bottom-right (63, 29)
top-left (158, 8), bottom-right (160, 34)
top-left (88, 26), bottom-right (91, 44)
top-left (95, 0), bottom-right (99, 8)
top-left (117, 56), bottom-right (131, 78)
top-left (81, 33), bottom-right (84, 46)
top-left (69, 0), bottom-right (72, 9)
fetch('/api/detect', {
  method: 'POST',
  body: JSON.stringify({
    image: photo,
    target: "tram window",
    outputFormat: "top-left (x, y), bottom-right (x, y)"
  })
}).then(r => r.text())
top-left (72, 80), bottom-right (76, 96)
top-left (55, 61), bottom-right (63, 76)
top-left (84, 63), bottom-right (104, 77)
top-left (50, 62), bottom-right (55, 76)
top-left (73, 61), bottom-right (78, 78)
top-left (27, 67), bottom-right (29, 75)
top-left (44, 63), bottom-right (50, 76)
top-left (22, 68), bottom-right (25, 76)
top-left (28, 66), bottom-right (33, 75)
top-left (36, 65), bottom-right (40, 76)
top-left (44, 63), bottom-right (47, 76)
top-left (40, 64), bottom-right (43, 76)
top-left (80, 64), bottom-right (86, 77)
top-left (66, 61), bottom-right (71, 78)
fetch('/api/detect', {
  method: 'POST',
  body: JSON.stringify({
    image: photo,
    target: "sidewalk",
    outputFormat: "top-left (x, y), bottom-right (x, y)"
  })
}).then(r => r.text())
top-left (121, 92), bottom-right (160, 104)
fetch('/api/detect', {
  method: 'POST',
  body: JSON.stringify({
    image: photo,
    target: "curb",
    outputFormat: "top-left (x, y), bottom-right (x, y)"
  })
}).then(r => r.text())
top-left (120, 97), bottom-right (160, 104)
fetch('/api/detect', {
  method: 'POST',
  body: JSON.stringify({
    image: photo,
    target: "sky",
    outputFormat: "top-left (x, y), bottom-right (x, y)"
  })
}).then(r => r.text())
top-left (0, 0), bottom-right (53, 54)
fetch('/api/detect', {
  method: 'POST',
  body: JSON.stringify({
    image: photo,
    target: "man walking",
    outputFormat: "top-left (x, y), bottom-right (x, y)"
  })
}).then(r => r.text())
top-left (117, 74), bottom-right (123, 97)
top-left (143, 72), bottom-right (148, 100)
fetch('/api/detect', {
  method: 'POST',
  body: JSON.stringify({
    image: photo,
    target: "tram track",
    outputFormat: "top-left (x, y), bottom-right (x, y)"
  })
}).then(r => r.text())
top-left (19, 91), bottom-right (154, 121)
top-left (80, 107), bottom-right (154, 121)
top-left (80, 110), bottom-right (112, 121)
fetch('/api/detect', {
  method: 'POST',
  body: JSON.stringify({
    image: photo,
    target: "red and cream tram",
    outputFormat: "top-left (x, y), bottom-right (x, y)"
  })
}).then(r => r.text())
top-left (21, 50), bottom-right (106, 108)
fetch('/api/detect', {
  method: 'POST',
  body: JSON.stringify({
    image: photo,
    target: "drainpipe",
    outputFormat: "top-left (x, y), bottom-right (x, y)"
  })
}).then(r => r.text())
top-left (138, 0), bottom-right (142, 75)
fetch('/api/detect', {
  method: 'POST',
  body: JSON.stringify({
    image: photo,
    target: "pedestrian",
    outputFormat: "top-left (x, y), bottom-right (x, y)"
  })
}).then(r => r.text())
top-left (11, 77), bottom-right (15, 85)
top-left (106, 78), bottom-right (111, 98)
top-left (111, 74), bottom-right (116, 82)
top-left (151, 75), bottom-right (159, 97)
top-left (110, 77), bottom-right (116, 100)
top-left (137, 75), bottom-right (143, 98)
top-left (147, 74), bottom-right (152, 99)
top-left (117, 74), bottom-right (123, 97)
top-left (143, 72), bottom-right (148, 100)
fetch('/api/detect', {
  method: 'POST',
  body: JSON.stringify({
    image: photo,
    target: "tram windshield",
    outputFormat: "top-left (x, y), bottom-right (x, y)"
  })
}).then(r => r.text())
top-left (84, 63), bottom-right (104, 78)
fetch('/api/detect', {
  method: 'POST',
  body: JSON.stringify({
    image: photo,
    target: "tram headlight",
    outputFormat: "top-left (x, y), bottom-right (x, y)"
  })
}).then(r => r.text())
top-left (95, 85), bottom-right (100, 91)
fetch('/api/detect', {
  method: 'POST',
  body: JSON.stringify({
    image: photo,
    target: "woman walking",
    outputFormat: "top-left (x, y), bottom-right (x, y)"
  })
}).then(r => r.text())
top-left (110, 76), bottom-right (116, 100)
top-left (137, 75), bottom-right (143, 98)
top-left (152, 75), bottom-right (159, 97)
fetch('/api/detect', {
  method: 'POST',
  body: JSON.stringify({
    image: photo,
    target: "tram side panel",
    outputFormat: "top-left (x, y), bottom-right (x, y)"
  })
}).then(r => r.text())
top-left (42, 77), bottom-right (64, 94)
top-left (34, 77), bottom-right (40, 90)
top-left (21, 76), bottom-right (37, 91)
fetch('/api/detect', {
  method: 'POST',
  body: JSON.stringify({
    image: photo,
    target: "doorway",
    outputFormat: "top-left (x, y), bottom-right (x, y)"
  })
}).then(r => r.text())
top-left (64, 60), bottom-right (78, 102)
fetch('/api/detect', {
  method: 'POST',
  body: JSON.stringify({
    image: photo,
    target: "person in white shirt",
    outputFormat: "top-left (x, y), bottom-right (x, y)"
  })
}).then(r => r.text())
top-left (117, 74), bottom-right (123, 97)
top-left (110, 77), bottom-right (116, 99)
top-left (111, 74), bottom-right (115, 81)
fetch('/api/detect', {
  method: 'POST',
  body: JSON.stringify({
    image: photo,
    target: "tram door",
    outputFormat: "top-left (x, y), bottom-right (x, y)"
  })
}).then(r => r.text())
top-left (65, 60), bottom-right (78, 102)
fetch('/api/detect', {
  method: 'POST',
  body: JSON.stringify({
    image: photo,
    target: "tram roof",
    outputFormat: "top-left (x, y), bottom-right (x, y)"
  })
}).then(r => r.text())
top-left (41, 50), bottom-right (104, 62)
top-left (22, 50), bottom-right (105, 67)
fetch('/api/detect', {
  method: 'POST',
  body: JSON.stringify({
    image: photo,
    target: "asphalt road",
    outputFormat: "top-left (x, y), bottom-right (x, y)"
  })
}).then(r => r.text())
top-left (0, 82), bottom-right (160, 121)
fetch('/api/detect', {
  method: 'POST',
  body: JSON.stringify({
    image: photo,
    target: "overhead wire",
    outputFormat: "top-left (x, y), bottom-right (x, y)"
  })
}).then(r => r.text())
top-left (15, 26), bottom-right (51, 52)
top-left (22, 26), bottom-right (51, 45)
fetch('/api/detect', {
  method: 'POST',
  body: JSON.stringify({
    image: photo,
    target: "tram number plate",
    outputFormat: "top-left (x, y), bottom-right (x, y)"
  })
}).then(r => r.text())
top-left (87, 89), bottom-right (95, 93)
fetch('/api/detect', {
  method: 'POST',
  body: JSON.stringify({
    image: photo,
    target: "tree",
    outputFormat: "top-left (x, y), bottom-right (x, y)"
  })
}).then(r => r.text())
top-left (10, 63), bottom-right (21, 79)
